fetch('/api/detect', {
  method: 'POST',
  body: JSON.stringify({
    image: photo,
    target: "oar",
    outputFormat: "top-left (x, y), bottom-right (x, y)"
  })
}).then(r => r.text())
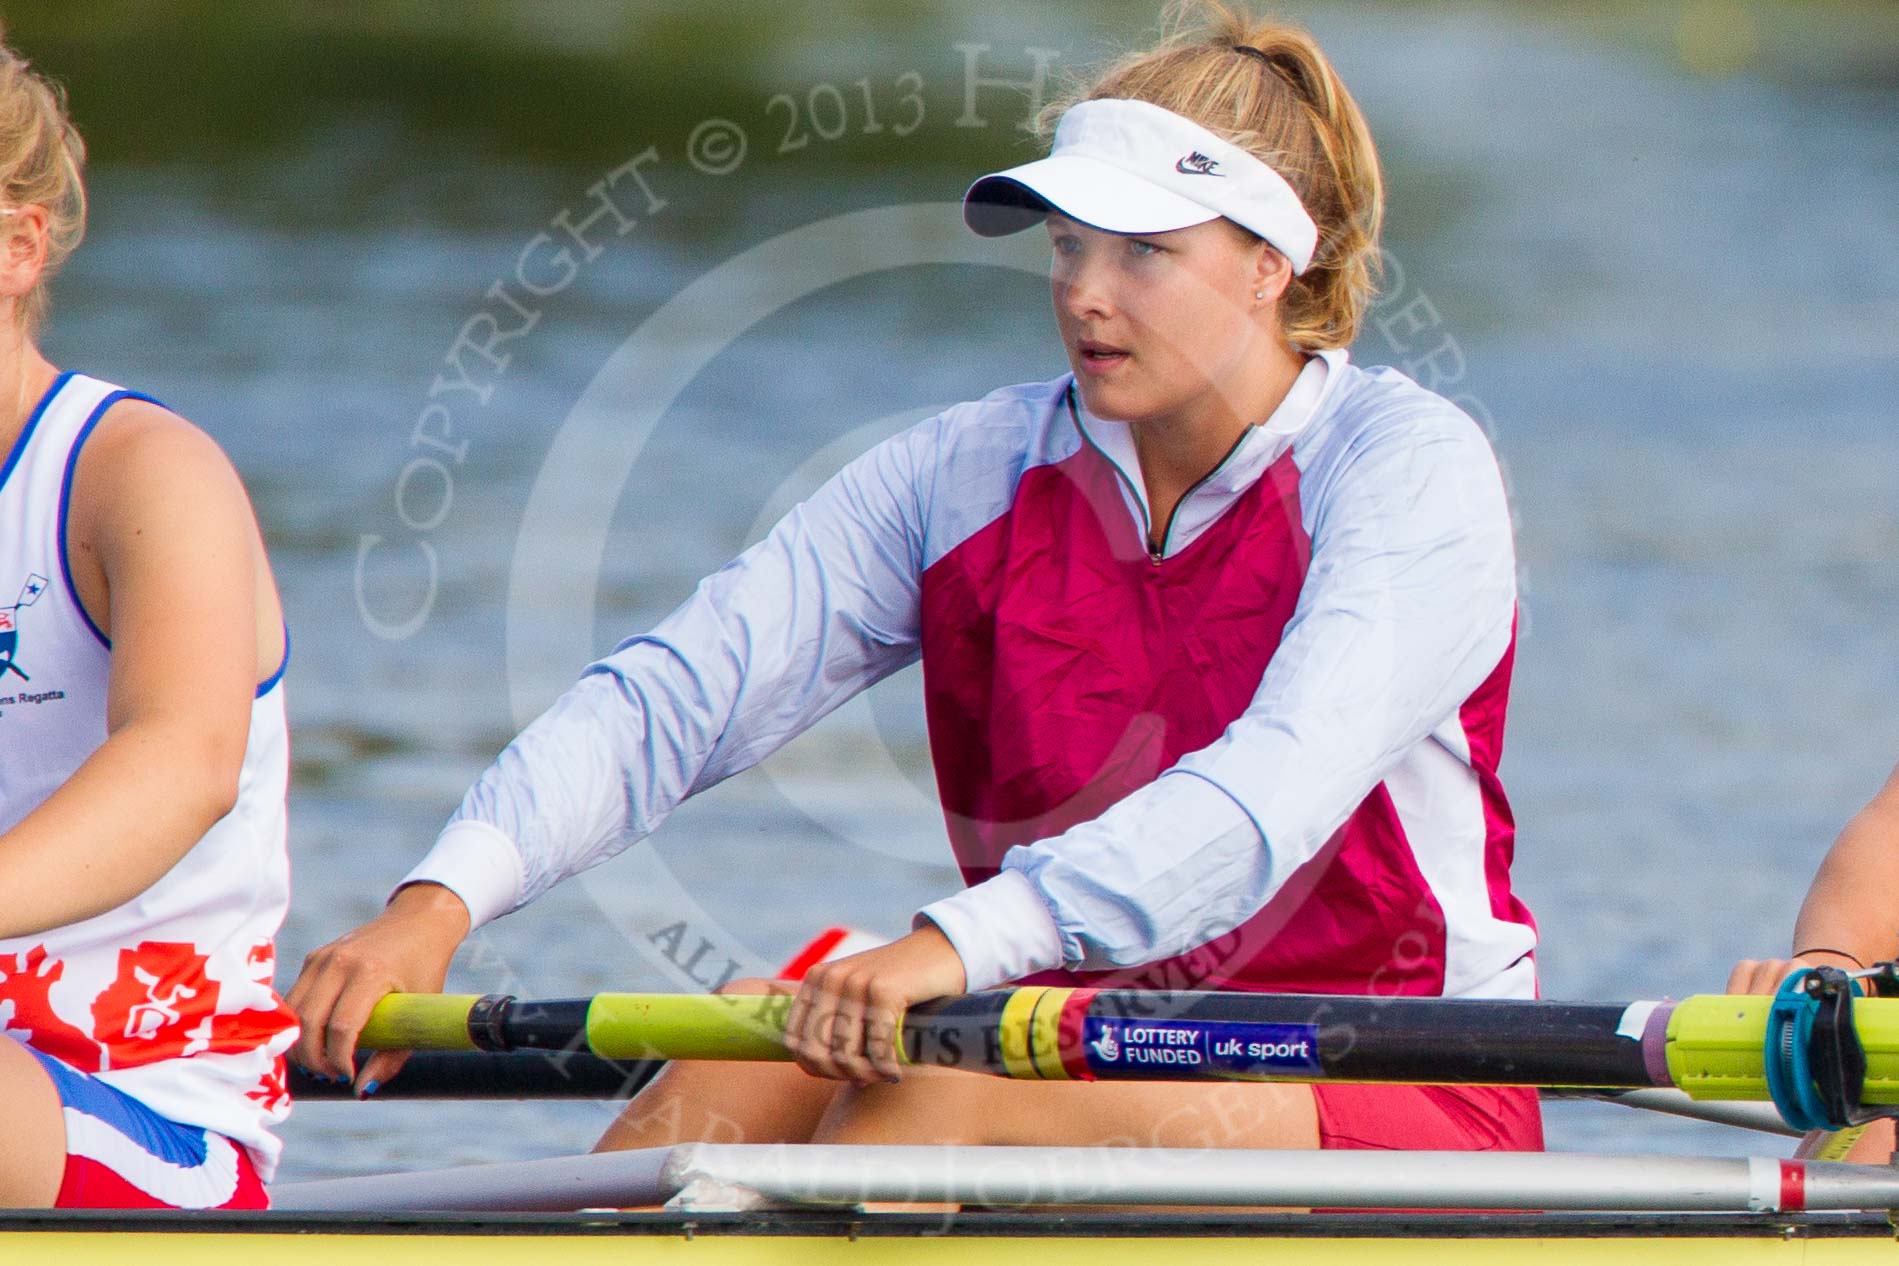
top-left (287, 1051), bottom-right (663, 1100)
top-left (353, 983), bottom-right (1899, 1108)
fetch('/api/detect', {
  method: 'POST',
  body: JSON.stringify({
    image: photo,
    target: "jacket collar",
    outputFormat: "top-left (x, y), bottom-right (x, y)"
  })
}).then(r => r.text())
top-left (1066, 347), bottom-right (1347, 535)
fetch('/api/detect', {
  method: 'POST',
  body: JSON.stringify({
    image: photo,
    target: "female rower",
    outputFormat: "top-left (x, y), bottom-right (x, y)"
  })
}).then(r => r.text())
top-left (293, 0), bottom-right (1540, 1155)
top-left (1728, 760), bottom-right (1899, 1162)
top-left (0, 33), bottom-right (296, 1208)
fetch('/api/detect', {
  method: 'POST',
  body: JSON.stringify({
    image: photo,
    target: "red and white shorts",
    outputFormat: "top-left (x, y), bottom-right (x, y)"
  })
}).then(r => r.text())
top-left (29, 1048), bottom-right (268, 1209)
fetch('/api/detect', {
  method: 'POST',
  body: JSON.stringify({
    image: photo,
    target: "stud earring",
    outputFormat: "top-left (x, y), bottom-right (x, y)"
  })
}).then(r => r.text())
top-left (1254, 290), bottom-right (1266, 300)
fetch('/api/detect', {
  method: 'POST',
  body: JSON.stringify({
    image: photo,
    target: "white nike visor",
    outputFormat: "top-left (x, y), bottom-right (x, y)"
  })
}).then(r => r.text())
top-left (963, 97), bottom-right (1319, 276)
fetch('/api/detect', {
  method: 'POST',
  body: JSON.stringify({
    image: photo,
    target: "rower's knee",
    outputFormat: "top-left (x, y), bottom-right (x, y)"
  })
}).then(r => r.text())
top-left (0, 1037), bottom-right (67, 1207)
top-left (814, 1069), bottom-right (1000, 1146)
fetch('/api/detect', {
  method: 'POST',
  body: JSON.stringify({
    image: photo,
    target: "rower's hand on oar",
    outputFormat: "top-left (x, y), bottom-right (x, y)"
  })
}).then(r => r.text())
top-left (784, 923), bottom-right (967, 1085)
top-left (1726, 950), bottom-right (1859, 994)
top-left (286, 882), bottom-right (471, 1096)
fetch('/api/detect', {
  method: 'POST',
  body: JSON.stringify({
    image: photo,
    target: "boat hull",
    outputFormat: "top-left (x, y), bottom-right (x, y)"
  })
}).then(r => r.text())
top-left (8, 1210), bottom-right (1899, 1263)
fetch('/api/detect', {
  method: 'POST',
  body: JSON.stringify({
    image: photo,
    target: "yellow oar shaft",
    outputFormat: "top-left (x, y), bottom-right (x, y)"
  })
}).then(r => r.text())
top-left (359, 992), bottom-right (793, 1062)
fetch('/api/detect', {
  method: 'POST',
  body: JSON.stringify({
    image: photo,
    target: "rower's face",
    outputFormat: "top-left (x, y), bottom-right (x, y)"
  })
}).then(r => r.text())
top-left (1046, 213), bottom-right (1284, 423)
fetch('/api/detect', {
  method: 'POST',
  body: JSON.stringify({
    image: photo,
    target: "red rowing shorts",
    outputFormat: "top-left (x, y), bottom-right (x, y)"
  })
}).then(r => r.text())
top-left (30, 1047), bottom-right (270, 1210)
top-left (1313, 1084), bottom-right (1543, 1151)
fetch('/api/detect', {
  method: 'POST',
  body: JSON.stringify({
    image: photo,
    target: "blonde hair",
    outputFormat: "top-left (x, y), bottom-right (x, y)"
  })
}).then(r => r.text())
top-left (1037, 1), bottom-right (1383, 350)
top-left (0, 25), bottom-right (85, 334)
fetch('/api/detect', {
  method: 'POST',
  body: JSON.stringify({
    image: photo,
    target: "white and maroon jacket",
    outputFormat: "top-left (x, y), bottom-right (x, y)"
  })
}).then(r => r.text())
top-left (407, 348), bottom-right (1538, 1001)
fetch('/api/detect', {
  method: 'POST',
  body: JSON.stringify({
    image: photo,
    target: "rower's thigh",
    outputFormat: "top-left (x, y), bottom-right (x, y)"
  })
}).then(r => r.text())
top-left (0, 1037), bottom-right (68, 1207)
top-left (815, 1069), bottom-right (1319, 1150)
top-left (594, 977), bottom-right (840, 1151)
top-left (594, 1059), bottom-right (844, 1150)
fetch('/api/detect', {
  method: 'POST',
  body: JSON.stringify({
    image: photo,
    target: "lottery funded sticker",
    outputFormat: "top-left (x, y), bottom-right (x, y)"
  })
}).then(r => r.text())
top-left (1083, 1016), bottom-right (1321, 1078)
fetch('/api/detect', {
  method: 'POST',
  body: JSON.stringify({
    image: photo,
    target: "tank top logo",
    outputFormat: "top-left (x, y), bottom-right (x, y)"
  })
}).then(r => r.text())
top-left (0, 573), bottom-right (50, 682)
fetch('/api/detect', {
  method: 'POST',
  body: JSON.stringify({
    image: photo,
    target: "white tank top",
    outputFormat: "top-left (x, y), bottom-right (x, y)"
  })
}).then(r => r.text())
top-left (0, 372), bottom-right (296, 1181)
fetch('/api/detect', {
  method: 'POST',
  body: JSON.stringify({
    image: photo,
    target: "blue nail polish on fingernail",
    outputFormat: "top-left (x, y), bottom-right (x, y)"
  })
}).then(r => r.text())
top-left (362, 1080), bottom-right (381, 1098)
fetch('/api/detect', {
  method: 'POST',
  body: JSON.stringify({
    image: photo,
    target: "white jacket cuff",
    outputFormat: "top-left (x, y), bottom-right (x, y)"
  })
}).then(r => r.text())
top-left (914, 869), bottom-right (1065, 992)
top-left (396, 819), bottom-right (526, 931)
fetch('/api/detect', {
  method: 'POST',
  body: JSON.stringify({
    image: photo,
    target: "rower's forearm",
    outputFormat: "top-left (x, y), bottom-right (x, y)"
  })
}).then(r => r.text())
top-left (0, 722), bottom-right (238, 938)
top-left (1790, 807), bottom-right (1899, 966)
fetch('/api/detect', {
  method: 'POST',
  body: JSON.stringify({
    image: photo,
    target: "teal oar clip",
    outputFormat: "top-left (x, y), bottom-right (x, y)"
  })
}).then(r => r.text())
top-left (1765, 966), bottom-right (1866, 1132)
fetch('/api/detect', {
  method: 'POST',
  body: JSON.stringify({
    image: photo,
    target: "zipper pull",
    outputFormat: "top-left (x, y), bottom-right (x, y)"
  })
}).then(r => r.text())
top-left (1146, 539), bottom-right (1163, 565)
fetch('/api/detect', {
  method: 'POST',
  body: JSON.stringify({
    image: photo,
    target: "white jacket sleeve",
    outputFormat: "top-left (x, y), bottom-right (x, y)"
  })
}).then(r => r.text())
top-left (918, 409), bottom-right (1517, 988)
top-left (401, 424), bottom-right (933, 928)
